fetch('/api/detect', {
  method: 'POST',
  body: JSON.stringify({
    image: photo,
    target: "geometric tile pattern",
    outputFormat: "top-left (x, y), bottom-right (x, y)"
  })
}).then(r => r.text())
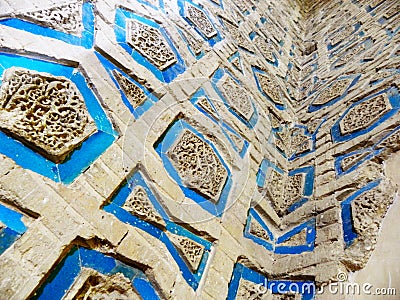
top-left (0, 53), bottom-right (117, 184)
top-left (0, 0), bottom-right (399, 298)
top-left (103, 170), bottom-right (212, 290)
top-left (154, 120), bottom-right (233, 216)
top-left (227, 264), bottom-right (315, 300)
top-left (0, 1), bottom-right (95, 49)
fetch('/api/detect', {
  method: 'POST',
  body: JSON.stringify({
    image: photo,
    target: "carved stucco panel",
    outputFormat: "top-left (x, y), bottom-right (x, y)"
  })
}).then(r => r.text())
top-left (126, 19), bottom-right (177, 70)
top-left (0, 67), bottom-right (96, 163)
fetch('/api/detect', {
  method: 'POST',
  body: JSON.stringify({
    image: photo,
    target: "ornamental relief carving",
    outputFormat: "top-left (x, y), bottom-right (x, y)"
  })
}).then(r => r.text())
top-left (224, 21), bottom-right (254, 52)
top-left (383, 4), bottom-right (399, 19)
top-left (18, 1), bottom-right (83, 35)
top-left (0, 67), bottom-right (96, 163)
top-left (378, 129), bottom-right (400, 152)
top-left (253, 37), bottom-right (275, 62)
top-left (236, 279), bottom-right (268, 300)
top-left (232, 0), bottom-right (250, 13)
top-left (217, 76), bottom-right (254, 121)
top-left (285, 174), bottom-right (304, 204)
top-left (339, 94), bottom-right (391, 135)
top-left (167, 233), bottom-right (205, 272)
top-left (185, 3), bottom-right (217, 39)
top-left (183, 30), bottom-right (203, 55)
top-left (329, 25), bottom-right (354, 46)
top-left (265, 170), bottom-right (305, 217)
top-left (279, 229), bottom-right (307, 247)
top-left (167, 129), bottom-right (228, 202)
top-left (66, 268), bottom-right (140, 300)
top-left (341, 152), bottom-right (370, 172)
top-left (126, 19), bottom-right (177, 70)
top-left (249, 219), bottom-right (270, 242)
top-left (334, 43), bottom-right (366, 67)
top-left (197, 97), bottom-right (220, 121)
top-left (231, 57), bottom-right (242, 71)
top-left (122, 186), bottom-right (165, 226)
top-left (228, 132), bottom-right (244, 152)
top-left (369, 0), bottom-right (384, 8)
top-left (112, 71), bottom-right (147, 108)
top-left (284, 127), bottom-right (313, 156)
top-left (255, 72), bottom-right (284, 106)
top-left (312, 78), bottom-right (353, 106)
top-left (351, 187), bottom-right (391, 238)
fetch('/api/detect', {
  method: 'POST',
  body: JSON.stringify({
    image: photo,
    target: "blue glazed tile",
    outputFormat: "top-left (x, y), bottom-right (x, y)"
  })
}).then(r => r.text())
top-left (104, 203), bottom-right (164, 239)
top-left (0, 1), bottom-right (95, 49)
top-left (331, 87), bottom-right (400, 143)
top-left (228, 51), bottom-right (243, 73)
top-left (32, 246), bottom-right (81, 300)
top-left (0, 203), bottom-right (27, 235)
top-left (191, 90), bottom-right (220, 122)
top-left (288, 166), bottom-right (315, 197)
top-left (244, 208), bottom-right (316, 254)
top-left (79, 248), bottom-right (116, 274)
top-left (161, 223), bottom-right (212, 290)
top-left (33, 246), bottom-right (160, 299)
top-left (221, 124), bottom-right (249, 158)
top-left (154, 120), bottom-right (232, 217)
top-left (114, 8), bottom-right (186, 83)
top-left (275, 219), bottom-right (316, 254)
top-left (228, 264), bottom-right (315, 300)
top-left (0, 53), bottom-right (117, 184)
top-left (103, 170), bottom-right (213, 290)
top-left (341, 180), bottom-right (381, 247)
top-left (102, 170), bottom-right (169, 236)
top-left (211, 68), bottom-right (259, 127)
top-left (160, 233), bottom-right (200, 289)
top-left (287, 198), bottom-right (309, 213)
top-left (226, 263), bottom-right (244, 300)
top-left (166, 222), bottom-right (212, 250)
top-left (252, 66), bottom-right (285, 111)
top-left (95, 52), bottom-right (159, 119)
top-left (177, 0), bottom-right (223, 46)
top-left (288, 121), bottom-right (326, 161)
top-left (334, 148), bottom-right (378, 176)
top-left (308, 75), bottom-right (361, 112)
top-left (111, 262), bottom-right (137, 280)
top-left (0, 228), bottom-right (21, 255)
top-left (0, 131), bottom-right (60, 181)
top-left (58, 132), bottom-right (116, 184)
top-left (244, 209), bottom-right (274, 251)
top-left (133, 278), bottom-right (160, 300)
top-left (177, 29), bottom-right (205, 59)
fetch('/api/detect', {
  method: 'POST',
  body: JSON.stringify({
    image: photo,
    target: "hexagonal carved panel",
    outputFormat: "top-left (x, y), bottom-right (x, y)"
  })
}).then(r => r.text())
top-left (339, 94), bottom-right (391, 135)
top-left (217, 77), bottom-right (254, 121)
top-left (18, 2), bottom-right (83, 35)
top-left (126, 19), bottom-right (177, 70)
top-left (0, 67), bottom-right (96, 163)
top-left (167, 129), bottom-right (228, 202)
top-left (185, 3), bottom-right (217, 39)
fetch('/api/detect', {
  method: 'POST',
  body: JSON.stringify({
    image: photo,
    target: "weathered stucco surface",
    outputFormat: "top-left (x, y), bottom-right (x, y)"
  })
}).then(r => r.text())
top-left (0, 0), bottom-right (398, 299)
